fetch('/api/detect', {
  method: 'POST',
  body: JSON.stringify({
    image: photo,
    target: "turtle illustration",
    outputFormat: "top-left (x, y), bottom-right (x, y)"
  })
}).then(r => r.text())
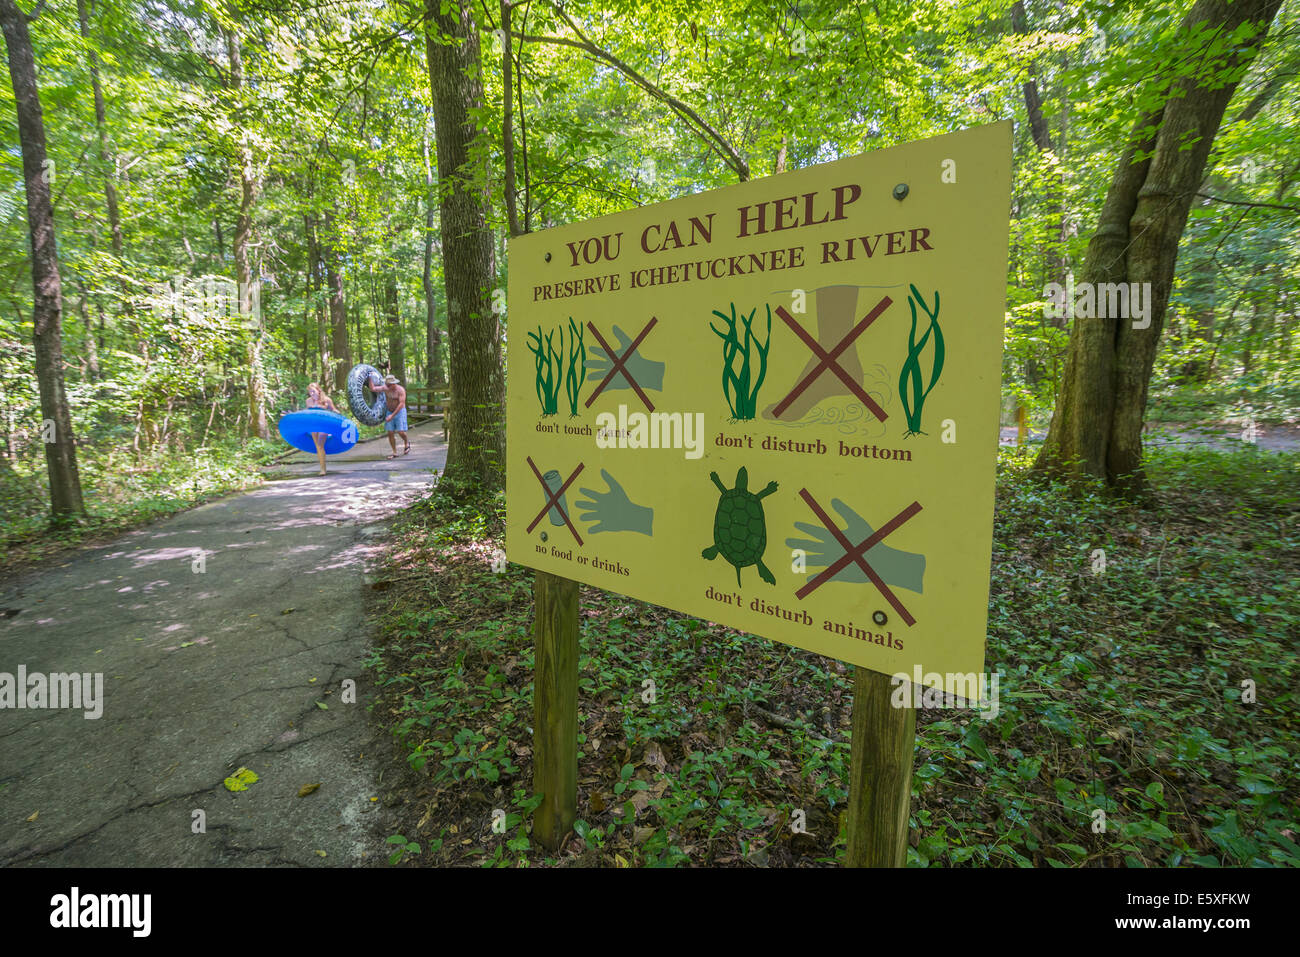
top-left (702, 467), bottom-right (778, 587)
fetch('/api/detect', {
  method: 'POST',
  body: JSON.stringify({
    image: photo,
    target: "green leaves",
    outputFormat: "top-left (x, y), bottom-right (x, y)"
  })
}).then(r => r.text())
top-left (386, 833), bottom-right (421, 865)
top-left (962, 725), bottom-right (993, 765)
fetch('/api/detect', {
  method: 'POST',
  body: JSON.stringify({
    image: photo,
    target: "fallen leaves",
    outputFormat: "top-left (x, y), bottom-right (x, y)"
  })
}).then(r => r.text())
top-left (223, 767), bottom-right (259, 792)
top-left (642, 741), bottom-right (668, 770)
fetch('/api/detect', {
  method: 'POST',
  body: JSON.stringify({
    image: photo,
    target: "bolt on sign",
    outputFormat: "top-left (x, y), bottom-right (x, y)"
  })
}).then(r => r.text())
top-left (507, 121), bottom-right (1012, 691)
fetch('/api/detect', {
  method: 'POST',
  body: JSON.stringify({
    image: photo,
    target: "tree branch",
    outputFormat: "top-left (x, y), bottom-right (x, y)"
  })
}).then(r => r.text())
top-left (518, 5), bottom-right (750, 181)
top-left (1195, 192), bottom-right (1300, 213)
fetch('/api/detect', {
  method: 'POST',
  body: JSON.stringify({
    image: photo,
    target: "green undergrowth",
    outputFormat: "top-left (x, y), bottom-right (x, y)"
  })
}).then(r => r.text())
top-left (0, 438), bottom-right (275, 575)
top-left (1147, 372), bottom-right (1300, 428)
top-left (366, 447), bottom-right (1299, 867)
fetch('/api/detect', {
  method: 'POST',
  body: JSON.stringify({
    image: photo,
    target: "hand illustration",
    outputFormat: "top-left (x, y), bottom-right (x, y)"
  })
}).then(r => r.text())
top-left (585, 325), bottom-right (665, 391)
top-left (786, 498), bottom-right (925, 592)
top-left (575, 469), bottom-right (654, 535)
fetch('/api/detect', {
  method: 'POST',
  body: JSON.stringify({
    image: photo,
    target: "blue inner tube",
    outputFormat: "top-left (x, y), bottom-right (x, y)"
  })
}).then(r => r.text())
top-left (347, 363), bottom-right (388, 426)
top-left (277, 409), bottom-right (359, 455)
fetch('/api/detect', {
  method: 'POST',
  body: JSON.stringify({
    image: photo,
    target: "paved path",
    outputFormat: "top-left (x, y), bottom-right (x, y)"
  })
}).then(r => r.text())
top-left (0, 422), bottom-right (445, 866)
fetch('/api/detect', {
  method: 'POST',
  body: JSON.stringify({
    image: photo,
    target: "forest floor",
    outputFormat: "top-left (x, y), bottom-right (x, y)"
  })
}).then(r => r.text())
top-left (0, 422), bottom-right (445, 866)
top-left (365, 444), bottom-right (1298, 868)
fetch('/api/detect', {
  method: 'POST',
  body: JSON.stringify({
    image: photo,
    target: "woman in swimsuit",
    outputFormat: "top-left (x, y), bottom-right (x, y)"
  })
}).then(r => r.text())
top-left (305, 382), bottom-right (338, 476)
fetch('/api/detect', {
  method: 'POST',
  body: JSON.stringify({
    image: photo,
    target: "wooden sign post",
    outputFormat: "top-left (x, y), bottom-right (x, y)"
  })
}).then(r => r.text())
top-left (845, 667), bottom-right (917, 866)
top-left (531, 569), bottom-right (579, 850)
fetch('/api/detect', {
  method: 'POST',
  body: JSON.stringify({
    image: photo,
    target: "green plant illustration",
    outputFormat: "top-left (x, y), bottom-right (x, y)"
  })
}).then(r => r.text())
top-left (899, 285), bottom-right (945, 437)
top-left (709, 303), bottom-right (771, 421)
top-left (564, 317), bottom-right (586, 416)
top-left (526, 325), bottom-right (562, 415)
top-left (527, 318), bottom-right (586, 416)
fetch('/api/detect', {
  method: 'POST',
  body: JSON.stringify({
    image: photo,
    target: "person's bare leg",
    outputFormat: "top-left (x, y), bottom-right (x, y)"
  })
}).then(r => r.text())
top-left (400, 431), bottom-right (410, 454)
top-left (388, 431), bottom-right (397, 458)
top-left (313, 434), bottom-right (327, 475)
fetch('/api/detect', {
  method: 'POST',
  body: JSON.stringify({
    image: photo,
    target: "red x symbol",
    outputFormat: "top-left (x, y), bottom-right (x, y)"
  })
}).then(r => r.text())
top-left (526, 456), bottom-right (585, 546)
top-left (585, 317), bottom-right (658, 412)
top-left (771, 297), bottom-right (891, 421)
top-left (795, 488), bottom-right (922, 626)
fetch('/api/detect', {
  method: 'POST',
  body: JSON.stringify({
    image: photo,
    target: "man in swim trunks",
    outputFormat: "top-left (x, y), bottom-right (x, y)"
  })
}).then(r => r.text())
top-left (371, 374), bottom-right (409, 457)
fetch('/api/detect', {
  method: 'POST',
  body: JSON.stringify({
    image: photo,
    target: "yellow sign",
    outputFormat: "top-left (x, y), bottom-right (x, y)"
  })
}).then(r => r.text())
top-left (506, 122), bottom-right (1011, 687)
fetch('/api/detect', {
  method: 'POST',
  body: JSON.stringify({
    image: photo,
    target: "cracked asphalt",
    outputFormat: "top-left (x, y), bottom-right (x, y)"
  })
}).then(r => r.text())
top-left (0, 421), bottom-right (446, 866)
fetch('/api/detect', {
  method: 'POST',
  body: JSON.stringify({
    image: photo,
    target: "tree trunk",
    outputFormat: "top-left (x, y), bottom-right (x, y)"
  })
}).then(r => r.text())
top-left (1011, 0), bottom-right (1067, 323)
top-left (1012, 2), bottom-right (1052, 153)
top-left (2, 0), bottom-right (86, 520)
top-left (78, 285), bottom-right (100, 381)
top-left (501, 0), bottom-right (522, 238)
top-left (422, 117), bottom-right (445, 390)
top-left (1035, 0), bottom-right (1283, 494)
top-left (225, 24), bottom-right (267, 439)
top-left (425, 0), bottom-right (505, 487)
top-left (1241, 288), bottom-right (1264, 375)
top-left (1180, 256), bottom-right (1217, 381)
top-left (351, 293), bottom-right (362, 367)
top-left (370, 268), bottom-right (382, 358)
top-left (385, 267), bottom-right (404, 383)
top-left (303, 213), bottom-right (328, 385)
top-left (75, 0), bottom-right (124, 259)
top-left (322, 211), bottom-right (350, 390)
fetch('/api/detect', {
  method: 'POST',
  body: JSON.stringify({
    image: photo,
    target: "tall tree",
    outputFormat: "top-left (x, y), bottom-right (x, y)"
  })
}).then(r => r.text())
top-left (422, 117), bottom-right (445, 391)
top-left (303, 212), bottom-right (328, 385)
top-left (224, 20), bottom-right (267, 439)
top-left (74, 0), bottom-right (123, 258)
top-left (321, 211), bottom-right (350, 390)
top-left (1035, 0), bottom-right (1285, 493)
top-left (1, 0), bottom-right (86, 520)
top-left (1010, 0), bottom-right (1068, 309)
top-left (424, 0), bottom-right (505, 488)
top-left (384, 265), bottom-right (404, 383)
